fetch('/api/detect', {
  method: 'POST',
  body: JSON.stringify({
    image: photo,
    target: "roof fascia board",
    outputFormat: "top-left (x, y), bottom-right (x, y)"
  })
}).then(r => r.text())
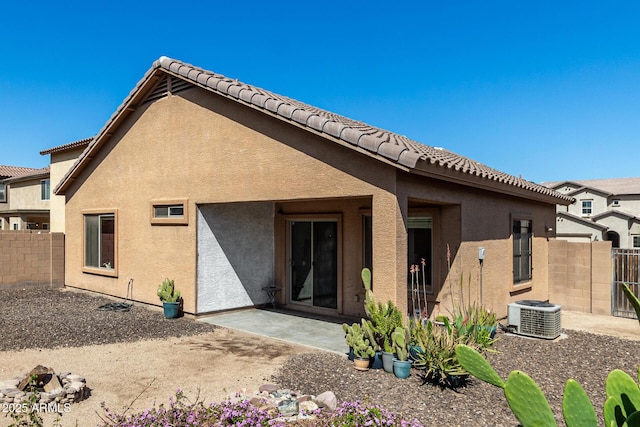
top-left (590, 210), bottom-right (636, 221)
top-left (566, 186), bottom-right (611, 198)
top-left (557, 211), bottom-right (609, 230)
top-left (411, 164), bottom-right (574, 205)
top-left (56, 68), bottom-right (165, 195)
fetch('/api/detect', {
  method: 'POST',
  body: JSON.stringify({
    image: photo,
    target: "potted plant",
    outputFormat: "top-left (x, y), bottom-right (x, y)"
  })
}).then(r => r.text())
top-left (361, 268), bottom-right (403, 370)
top-left (391, 325), bottom-right (412, 379)
top-left (343, 322), bottom-right (375, 371)
top-left (157, 278), bottom-right (181, 319)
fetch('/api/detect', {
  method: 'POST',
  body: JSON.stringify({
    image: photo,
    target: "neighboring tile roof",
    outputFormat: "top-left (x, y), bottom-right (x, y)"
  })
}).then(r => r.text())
top-left (57, 56), bottom-right (573, 204)
top-left (3, 167), bottom-right (49, 183)
top-left (543, 178), bottom-right (640, 196)
top-left (0, 165), bottom-right (43, 179)
top-left (40, 137), bottom-right (93, 155)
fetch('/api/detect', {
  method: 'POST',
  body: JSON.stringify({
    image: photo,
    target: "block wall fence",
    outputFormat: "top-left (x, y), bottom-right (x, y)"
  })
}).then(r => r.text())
top-left (0, 231), bottom-right (64, 289)
top-left (548, 239), bottom-right (612, 315)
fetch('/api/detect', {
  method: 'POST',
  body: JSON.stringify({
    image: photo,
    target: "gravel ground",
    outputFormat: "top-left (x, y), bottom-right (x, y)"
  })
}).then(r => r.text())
top-left (273, 328), bottom-right (640, 426)
top-left (2, 287), bottom-right (640, 426)
top-left (0, 287), bottom-right (217, 351)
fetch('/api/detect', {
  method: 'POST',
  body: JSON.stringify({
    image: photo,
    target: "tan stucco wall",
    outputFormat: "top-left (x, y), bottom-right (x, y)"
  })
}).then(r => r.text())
top-left (398, 173), bottom-right (558, 319)
top-left (7, 178), bottom-right (49, 211)
top-left (63, 88), bottom-right (399, 315)
top-left (49, 147), bottom-right (86, 232)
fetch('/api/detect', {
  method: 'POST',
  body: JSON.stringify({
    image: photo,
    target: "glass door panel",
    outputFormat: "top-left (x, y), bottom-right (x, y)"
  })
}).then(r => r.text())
top-left (289, 220), bottom-right (338, 309)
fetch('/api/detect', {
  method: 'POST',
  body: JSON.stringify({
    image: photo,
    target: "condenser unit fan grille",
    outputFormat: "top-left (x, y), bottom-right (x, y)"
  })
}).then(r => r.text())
top-left (520, 307), bottom-right (561, 338)
top-left (508, 301), bottom-right (562, 339)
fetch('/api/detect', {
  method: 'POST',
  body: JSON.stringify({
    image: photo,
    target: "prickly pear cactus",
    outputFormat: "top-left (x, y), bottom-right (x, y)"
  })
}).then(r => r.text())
top-left (157, 278), bottom-right (180, 303)
top-left (361, 268), bottom-right (372, 292)
top-left (562, 379), bottom-right (597, 427)
top-left (604, 369), bottom-right (640, 427)
top-left (621, 283), bottom-right (640, 326)
top-left (456, 344), bottom-right (640, 427)
top-left (504, 370), bottom-right (557, 427)
top-left (391, 326), bottom-right (409, 361)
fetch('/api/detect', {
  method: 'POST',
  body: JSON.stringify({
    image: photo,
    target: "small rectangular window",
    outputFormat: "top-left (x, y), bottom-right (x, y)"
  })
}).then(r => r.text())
top-left (150, 199), bottom-right (188, 225)
top-left (0, 183), bottom-right (6, 202)
top-left (633, 236), bottom-right (640, 248)
top-left (154, 205), bottom-right (184, 218)
top-left (41, 179), bottom-right (50, 201)
top-left (581, 200), bottom-right (592, 216)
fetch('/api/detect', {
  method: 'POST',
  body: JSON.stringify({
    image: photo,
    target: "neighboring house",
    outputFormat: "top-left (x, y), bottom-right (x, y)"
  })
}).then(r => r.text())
top-left (40, 138), bottom-right (92, 232)
top-left (543, 178), bottom-right (640, 248)
top-left (55, 57), bottom-right (572, 318)
top-left (0, 166), bottom-right (50, 231)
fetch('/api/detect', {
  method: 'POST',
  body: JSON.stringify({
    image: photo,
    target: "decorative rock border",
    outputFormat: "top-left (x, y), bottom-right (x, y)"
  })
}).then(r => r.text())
top-left (230, 384), bottom-right (337, 422)
top-left (0, 372), bottom-right (88, 406)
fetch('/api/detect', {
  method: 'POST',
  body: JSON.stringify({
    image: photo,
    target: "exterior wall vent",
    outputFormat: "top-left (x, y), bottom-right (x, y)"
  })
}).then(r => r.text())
top-left (507, 300), bottom-right (561, 339)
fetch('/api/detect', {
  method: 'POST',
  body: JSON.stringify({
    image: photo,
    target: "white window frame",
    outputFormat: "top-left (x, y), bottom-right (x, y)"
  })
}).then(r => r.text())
top-left (581, 200), bottom-right (593, 216)
top-left (633, 235), bottom-right (640, 248)
top-left (41, 179), bottom-right (50, 201)
top-left (0, 182), bottom-right (6, 202)
top-left (150, 199), bottom-right (188, 225)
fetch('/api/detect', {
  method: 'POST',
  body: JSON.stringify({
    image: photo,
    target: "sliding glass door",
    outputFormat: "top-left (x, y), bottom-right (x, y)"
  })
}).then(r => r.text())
top-left (288, 220), bottom-right (338, 309)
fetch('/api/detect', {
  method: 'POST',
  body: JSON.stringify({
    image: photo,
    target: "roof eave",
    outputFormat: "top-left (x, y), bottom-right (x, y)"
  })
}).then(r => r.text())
top-left (55, 66), bottom-right (165, 195)
top-left (412, 162), bottom-right (574, 205)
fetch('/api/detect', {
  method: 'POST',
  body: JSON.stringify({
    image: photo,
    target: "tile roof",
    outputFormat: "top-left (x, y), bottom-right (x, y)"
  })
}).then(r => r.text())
top-left (3, 167), bottom-right (49, 183)
top-left (543, 178), bottom-right (640, 196)
top-left (40, 137), bottom-right (93, 155)
top-left (0, 165), bottom-right (44, 179)
top-left (57, 56), bottom-right (573, 204)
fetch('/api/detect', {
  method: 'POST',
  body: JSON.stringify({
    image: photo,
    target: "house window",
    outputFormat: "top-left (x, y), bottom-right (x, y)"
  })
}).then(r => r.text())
top-left (0, 183), bottom-right (6, 202)
top-left (41, 179), bottom-right (50, 201)
top-left (513, 219), bottom-right (532, 284)
top-left (633, 236), bottom-right (640, 248)
top-left (154, 205), bottom-right (184, 218)
top-left (150, 199), bottom-right (188, 225)
top-left (84, 212), bottom-right (116, 271)
top-left (362, 214), bottom-right (372, 272)
top-left (581, 200), bottom-right (592, 216)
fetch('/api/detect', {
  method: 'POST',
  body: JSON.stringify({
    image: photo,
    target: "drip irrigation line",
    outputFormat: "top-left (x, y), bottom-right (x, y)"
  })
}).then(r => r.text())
top-left (97, 278), bottom-right (134, 312)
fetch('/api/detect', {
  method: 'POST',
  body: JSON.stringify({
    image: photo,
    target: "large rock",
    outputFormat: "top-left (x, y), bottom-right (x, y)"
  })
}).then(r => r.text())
top-left (314, 391), bottom-right (337, 410)
top-left (17, 365), bottom-right (55, 391)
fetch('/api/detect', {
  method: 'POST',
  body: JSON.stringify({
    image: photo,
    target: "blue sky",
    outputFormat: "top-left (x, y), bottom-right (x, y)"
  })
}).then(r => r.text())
top-left (1, 1), bottom-right (639, 183)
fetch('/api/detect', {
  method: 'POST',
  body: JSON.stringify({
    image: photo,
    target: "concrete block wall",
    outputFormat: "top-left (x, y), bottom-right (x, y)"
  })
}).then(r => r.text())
top-left (0, 231), bottom-right (65, 289)
top-left (548, 239), bottom-right (612, 314)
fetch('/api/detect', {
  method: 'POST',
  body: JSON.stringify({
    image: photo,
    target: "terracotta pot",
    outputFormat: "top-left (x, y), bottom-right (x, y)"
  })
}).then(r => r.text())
top-left (354, 357), bottom-right (370, 371)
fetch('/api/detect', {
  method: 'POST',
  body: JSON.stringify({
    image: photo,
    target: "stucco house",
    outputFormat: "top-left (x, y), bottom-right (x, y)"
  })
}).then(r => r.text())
top-left (0, 165), bottom-right (50, 231)
top-left (543, 178), bottom-right (640, 248)
top-left (40, 138), bottom-right (92, 233)
top-left (55, 57), bottom-right (572, 318)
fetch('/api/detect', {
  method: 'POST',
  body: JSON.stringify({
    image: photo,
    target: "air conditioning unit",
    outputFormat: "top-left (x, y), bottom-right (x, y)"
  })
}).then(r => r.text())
top-left (508, 300), bottom-right (561, 339)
